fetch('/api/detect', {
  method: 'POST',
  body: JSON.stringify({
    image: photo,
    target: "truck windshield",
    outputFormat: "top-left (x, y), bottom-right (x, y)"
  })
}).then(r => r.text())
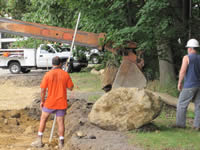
top-left (52, 45), bottom-right (63, 52)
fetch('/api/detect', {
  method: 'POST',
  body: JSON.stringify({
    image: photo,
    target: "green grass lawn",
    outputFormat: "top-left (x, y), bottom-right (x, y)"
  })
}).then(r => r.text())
top-left (129, 106), bottom-right (200, 150)
top-left (70, 71), bottom-right (102, 92)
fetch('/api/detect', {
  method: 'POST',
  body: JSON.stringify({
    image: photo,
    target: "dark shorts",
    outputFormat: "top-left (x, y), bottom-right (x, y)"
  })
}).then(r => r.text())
top-left (42, 107), bottom-right (66, 117)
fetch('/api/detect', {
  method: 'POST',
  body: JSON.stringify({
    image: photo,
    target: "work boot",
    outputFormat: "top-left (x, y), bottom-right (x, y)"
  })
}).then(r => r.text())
top-left (58, 139), bottom-right (64, 150)
top-left (31, 136), bottom-right (43, 148)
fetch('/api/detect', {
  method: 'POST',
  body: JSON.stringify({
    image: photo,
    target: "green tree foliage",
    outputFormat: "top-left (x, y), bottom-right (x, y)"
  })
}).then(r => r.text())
top-left (10, 38), bottom-right (47, 49)
top-left (2, 0), bottom-right (200, 81)
top-left (0, 0), bottom-right (31, 19)
top-left (0, 0), bottom-right (7, 16)
top-left (67, 0), bottom-right (143, 47)
top-left (22, 0), bottom-right (77, 28)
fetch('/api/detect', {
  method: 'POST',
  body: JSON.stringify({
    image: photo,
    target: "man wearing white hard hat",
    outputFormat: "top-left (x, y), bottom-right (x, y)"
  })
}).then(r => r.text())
top-left (176, 38), bottom-right (200, 130)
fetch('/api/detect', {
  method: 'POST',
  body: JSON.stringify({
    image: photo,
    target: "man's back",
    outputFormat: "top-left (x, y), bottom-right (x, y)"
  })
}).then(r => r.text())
top-left (184, 54), bottom-right (200, 88)
top-left (40, 68), bottom-right (73, 109)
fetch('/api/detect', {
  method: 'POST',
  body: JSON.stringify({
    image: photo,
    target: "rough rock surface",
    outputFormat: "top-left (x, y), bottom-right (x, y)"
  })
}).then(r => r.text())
top-left (89, 88), bottom-right (163, 131)
top-left (64, 99), bottom-right (142, 150)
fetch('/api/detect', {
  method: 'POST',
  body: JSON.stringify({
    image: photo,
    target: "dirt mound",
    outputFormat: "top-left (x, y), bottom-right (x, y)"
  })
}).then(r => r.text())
top-left (0, 109), bottom-right (37, 150)
top-left (0, 77), bottom-right (40, 110)
top-left (0, 108), bottom-right (62, 150)
top-left (0, 74), bottom-right (44, 87)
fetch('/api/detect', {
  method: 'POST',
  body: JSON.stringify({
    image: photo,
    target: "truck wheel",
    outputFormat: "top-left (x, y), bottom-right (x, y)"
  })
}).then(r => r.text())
top-left (73, 67), bottom-right (81, 72)
top-left (91, 55), bottom-right (100, 64)
top-left (21, 68), bottom-right (31, 73)
top-left (9, 62), bottom-right (21, 74)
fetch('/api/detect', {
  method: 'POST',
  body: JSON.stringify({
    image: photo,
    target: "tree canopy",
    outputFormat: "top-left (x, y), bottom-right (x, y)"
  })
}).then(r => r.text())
top-left (1, 0), bottom-right (200, 81)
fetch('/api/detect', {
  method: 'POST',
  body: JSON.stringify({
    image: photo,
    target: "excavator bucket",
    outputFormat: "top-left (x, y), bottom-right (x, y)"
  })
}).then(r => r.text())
top-left (112, 57), bottom-right (147, 89)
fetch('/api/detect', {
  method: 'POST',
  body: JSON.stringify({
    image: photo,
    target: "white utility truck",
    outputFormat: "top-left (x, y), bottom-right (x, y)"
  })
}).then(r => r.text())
top-left (0, 44), bottom-right (88, 74)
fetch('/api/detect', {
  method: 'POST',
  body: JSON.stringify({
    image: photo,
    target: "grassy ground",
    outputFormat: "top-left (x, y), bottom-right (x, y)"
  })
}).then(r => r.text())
top-left (70, 70), bottom-right (103, 101)
top-left (147, 80), bottom-right (179, 97)
top-left (129, 105), bottom-right (200, 150)
top-left (70, 71), bottom-right (102, 92)
top-left (141, 80), bottom-right (200, 149)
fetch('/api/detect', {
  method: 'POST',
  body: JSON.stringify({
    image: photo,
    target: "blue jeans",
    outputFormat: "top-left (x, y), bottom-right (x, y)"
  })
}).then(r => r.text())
top-left (176, 87), bottom-right (200, 128)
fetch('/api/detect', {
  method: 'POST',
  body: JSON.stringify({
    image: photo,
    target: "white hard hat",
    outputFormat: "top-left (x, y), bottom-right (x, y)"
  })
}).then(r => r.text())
top-left (186, 39), bottom-right (200, 48)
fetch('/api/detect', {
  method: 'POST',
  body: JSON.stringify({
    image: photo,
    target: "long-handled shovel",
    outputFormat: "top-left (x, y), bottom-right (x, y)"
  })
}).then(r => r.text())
top-left (48, 12), bottom-right (81, 143)
top-left (49, 114), bottom-right (57, 143)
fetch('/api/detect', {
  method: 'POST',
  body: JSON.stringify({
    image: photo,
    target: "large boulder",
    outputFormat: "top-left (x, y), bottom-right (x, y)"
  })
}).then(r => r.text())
top-left (64, 99), bottom-right (142, 150)
top-left (88, 88), bottom-right (163, 131)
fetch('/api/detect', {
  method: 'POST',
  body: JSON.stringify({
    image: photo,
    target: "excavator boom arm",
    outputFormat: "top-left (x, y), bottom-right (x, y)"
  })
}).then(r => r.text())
top-left (0, 17), bottom-right (105, 48)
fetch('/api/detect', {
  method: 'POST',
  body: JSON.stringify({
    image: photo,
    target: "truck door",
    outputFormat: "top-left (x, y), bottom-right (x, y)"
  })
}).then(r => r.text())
top-left (37, 44), bottom-right (55, 68)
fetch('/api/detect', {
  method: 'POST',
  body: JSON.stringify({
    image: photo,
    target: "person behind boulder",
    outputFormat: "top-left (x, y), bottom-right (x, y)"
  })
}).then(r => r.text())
top-left (31, 56), bottom-right (74, 149)
top-left (176, 39), bottom-right (200, 130)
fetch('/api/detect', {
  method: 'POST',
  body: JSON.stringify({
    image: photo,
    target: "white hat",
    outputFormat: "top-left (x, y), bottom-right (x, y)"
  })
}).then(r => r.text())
top-left (186, 39), bottom-right (200, 48)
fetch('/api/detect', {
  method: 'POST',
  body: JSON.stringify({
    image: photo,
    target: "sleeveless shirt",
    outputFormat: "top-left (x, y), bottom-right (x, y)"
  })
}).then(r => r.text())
top-left (184, 54), bottom-right (200, 88)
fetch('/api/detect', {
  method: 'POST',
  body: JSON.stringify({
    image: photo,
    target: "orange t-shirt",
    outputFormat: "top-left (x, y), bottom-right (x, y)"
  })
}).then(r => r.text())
top-left (40, 68), bottom-right (74, 109)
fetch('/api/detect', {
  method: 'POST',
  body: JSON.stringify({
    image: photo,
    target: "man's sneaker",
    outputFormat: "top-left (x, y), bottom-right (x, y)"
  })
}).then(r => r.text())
top-left (58, 139), bottom-right (64, 150)
top-left (31, 136), bottom-right (43, 148)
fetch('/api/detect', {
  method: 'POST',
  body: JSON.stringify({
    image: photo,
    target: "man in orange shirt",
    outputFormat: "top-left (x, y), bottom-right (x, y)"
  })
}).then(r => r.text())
top-left (31, 56), bottom-right (74, 149)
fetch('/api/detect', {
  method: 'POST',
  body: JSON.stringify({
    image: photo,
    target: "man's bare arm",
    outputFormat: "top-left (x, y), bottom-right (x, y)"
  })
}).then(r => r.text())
top-left (68, 85), bottom-right (74, 91)
top-left (41, 88), bottom-right (46, 102)
top-left (40, 88), bottom-right (46, 109)
top-left (178, 55), bottom-right (189, 91)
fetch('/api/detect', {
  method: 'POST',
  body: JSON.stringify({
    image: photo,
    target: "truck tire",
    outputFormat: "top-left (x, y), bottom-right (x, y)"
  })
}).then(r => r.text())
top-left (91, 54), bottom-right (100, 64)
top-left (73, 67), bottom-right (81, 72)
top-left (9, 62), bottom-right (21, 74)
top-left (21, 68), bottom-right (31, 73)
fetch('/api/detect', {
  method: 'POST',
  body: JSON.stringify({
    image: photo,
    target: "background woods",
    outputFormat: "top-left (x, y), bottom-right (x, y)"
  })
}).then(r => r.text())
top-left (1, 0), bottom-right (200, 84)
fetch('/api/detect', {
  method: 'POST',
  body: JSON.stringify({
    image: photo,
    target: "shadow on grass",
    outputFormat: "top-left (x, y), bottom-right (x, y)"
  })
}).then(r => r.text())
top-left (128, 104), bottom-right (200, 150)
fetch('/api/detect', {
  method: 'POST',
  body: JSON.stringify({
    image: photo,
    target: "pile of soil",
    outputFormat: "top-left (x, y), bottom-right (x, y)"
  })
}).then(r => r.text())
top-left (0, 108), bottom-right (60, 150)
top-left (0, 75), bottom-right (41, 110)
top-left (0, 73), bottom-right (57, 150)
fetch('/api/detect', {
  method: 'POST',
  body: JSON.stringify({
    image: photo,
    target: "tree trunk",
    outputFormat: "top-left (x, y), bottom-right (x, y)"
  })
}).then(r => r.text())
top-left (157, 40), bottom-right (176, 86)
top-left (150, 90), bottom-right (195, 112)
top-left (182, 0), bottom-right (190, 22)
